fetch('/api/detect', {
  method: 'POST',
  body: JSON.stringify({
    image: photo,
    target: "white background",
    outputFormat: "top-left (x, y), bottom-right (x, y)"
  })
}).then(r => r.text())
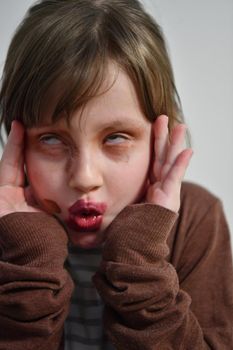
top-left (0, 0), bottom-right (232, 247)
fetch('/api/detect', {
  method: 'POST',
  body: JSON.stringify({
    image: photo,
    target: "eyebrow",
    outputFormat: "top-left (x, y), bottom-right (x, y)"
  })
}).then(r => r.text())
top-left (28, 117), bottom-right (145, 135)
top-left (94, 118), bottom-right (145, 132)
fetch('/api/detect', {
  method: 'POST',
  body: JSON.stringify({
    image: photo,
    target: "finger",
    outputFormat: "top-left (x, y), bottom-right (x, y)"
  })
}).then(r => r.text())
top-left (160, 123), bottom-right (187, 180)
top-left (0, 121), bottom-right (25, 187)
top-left (162, 148), bottom-right (193, 194)
top-left (153, 115), bottom-right (169, 181)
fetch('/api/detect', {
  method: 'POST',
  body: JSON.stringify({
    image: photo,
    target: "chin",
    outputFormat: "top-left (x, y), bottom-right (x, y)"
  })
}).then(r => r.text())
top-left (68, 229), bottom-right (105, 249)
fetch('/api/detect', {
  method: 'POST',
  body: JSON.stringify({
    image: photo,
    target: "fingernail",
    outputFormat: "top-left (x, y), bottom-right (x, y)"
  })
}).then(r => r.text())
top-left (188, 149), bottom-right (194, 160)
top-left (11, 120), bottom-right (15, 131)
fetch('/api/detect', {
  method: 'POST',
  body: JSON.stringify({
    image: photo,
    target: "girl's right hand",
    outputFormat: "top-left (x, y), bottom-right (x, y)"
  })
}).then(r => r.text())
top-left (0, 121), bottom-right (41, 218)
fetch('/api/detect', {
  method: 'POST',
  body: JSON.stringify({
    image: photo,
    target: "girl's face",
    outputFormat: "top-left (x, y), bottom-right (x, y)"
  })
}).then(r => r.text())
top-left (25, 64), bottom-right (153, 249)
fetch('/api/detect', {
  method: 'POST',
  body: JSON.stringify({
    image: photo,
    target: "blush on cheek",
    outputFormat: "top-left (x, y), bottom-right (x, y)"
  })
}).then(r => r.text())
top-left (41, 199), bottom-right (62, 214)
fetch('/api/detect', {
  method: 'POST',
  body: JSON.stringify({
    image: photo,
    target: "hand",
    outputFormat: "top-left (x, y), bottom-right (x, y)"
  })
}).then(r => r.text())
top-left (146, 115), bottom-right (193, 213)
top-left (0, 121), bottom-right (41, 218)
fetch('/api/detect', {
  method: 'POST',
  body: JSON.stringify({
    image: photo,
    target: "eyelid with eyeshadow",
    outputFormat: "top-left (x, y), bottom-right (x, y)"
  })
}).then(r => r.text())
top-left (39, 134), bottom-right (63, 145)
top-left (104, 133), bottom-right (130, 143)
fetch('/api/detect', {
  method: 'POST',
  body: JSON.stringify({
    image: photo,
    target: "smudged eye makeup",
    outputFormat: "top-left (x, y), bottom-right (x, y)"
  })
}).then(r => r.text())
top-left (36, 134), bottom-right (69, 157)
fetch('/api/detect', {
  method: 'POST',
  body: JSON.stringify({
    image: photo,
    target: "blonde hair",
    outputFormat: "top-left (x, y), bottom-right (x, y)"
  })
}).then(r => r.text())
top-left (0, 0), bottom-right (184, 139)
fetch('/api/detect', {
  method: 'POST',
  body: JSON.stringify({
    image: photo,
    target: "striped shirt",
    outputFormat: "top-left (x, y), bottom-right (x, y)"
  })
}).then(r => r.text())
top-left (64, 244), bottom-right (115, 350)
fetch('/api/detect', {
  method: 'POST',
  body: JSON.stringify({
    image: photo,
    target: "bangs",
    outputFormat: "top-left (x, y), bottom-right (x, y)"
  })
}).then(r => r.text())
top-left (1, 0), bottom-right (184, 139)
top-left (25, 53), bottom-right (116, 128)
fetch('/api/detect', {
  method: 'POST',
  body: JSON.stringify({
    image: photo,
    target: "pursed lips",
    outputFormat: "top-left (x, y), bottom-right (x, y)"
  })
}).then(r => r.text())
top-left (66, 199), bottom-right (107, 232)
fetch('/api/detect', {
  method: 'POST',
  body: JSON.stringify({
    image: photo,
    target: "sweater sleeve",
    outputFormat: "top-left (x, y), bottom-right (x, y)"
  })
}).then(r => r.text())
top-left (93, 202), bottom-right (233, 349)
top-left (0, 212), bottom-right (74, 350)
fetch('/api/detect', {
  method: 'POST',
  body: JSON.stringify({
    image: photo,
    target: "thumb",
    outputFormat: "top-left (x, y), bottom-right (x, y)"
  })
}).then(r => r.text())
top-left (0, 120), bottom-right (25, 187)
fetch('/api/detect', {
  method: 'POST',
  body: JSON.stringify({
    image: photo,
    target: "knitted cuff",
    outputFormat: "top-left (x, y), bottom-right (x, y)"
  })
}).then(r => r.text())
top-left (102, 204), bottom-right (178, 264)
top-left (0, 212), bottom-right (68, 267)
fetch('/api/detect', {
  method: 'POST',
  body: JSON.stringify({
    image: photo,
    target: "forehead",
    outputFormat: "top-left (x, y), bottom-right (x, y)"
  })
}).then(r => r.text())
top-left (40, 62), bottom-right (148, 130)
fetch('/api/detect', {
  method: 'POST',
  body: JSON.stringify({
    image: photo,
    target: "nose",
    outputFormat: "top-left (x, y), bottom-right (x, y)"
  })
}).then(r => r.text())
top-left (67, 152), bottom-right (103, 194)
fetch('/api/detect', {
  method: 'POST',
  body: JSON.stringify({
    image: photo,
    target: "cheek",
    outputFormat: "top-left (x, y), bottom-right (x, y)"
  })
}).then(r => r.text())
top-left (107, 148), bottom-right (151, 198)
top-left (25, 151), bottom-right (65, 198)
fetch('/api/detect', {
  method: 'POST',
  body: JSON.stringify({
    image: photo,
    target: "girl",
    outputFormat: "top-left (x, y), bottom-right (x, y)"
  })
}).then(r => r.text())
top-left (0, 1), bottom-right (232, 349)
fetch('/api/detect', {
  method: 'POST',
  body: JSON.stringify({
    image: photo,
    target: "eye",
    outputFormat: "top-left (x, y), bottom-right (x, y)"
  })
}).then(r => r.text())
top-left (105, 134), bottom-right (129, 145)
top-left (39, 134), bottom-right (62, 145)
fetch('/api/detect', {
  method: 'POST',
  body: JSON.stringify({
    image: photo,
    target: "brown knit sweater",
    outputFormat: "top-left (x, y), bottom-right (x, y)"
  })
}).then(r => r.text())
top-left (0, 182), bottom-right (232, 349)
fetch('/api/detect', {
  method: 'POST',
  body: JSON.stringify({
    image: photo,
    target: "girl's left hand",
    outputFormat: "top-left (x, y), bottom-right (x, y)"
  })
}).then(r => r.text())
top-left (146, 115), bottom-right (193, 213)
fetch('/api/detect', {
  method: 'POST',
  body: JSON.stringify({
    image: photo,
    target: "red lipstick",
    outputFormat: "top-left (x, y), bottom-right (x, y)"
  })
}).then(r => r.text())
top-left (66, 200), bottom-right (107, 232)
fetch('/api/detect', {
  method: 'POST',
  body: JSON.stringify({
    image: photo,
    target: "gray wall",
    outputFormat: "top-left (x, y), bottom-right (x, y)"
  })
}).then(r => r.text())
top-left (0, 0), bottom-right (232, 245)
